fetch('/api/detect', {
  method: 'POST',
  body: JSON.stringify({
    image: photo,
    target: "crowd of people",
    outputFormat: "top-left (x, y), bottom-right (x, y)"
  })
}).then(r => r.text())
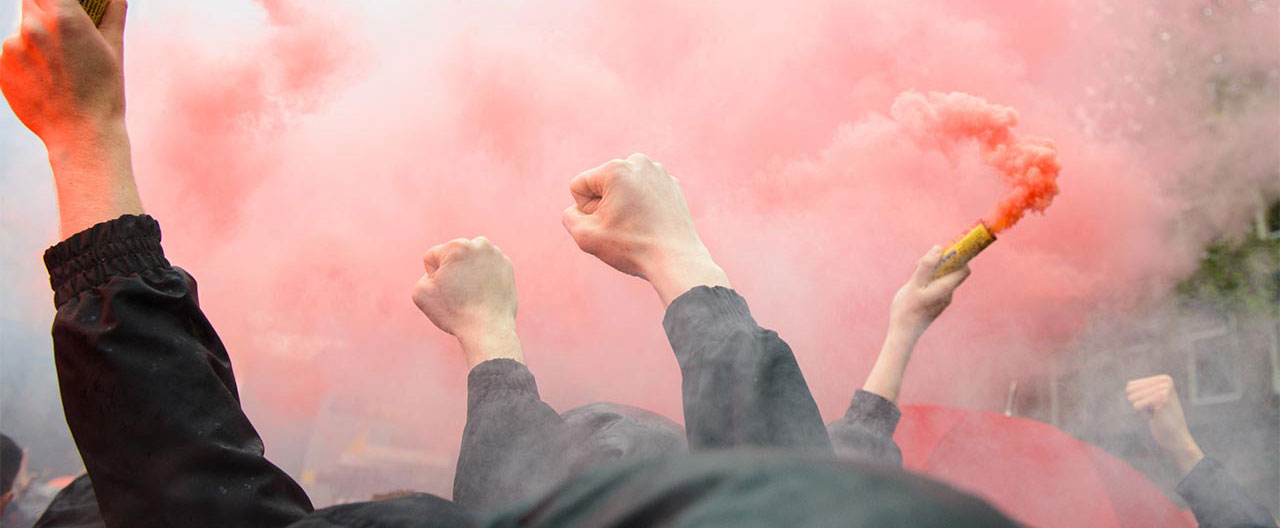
top-left (0, 1), bottom-right (1276, 527)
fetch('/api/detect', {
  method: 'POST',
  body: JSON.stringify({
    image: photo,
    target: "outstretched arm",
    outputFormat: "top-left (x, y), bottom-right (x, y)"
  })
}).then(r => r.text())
top-left (1126, 375), bottom-right (1276, 528)
top-left (830, 246), bottom-right (970, 466)
top-left (561, 154), bottom-right (829, 451)
top-left (861, 246), bottom-right (970, 403)
top-left (5, 2), bottom-right (313, 526)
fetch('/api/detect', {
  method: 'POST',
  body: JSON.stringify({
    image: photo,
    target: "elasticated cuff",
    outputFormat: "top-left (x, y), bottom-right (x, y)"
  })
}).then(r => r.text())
top-left (466, 358), bottom-right (540, 412)
top-left (844, 390), bottom-right (902, 438)
top-left (662, 286), bottom-right (756, 337)
top-left (43, 214), bottom-right (168, 308)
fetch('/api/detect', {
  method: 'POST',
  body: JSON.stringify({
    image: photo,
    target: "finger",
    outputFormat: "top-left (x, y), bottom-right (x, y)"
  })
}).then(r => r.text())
top-left (1126, 385), bottom-right (1169, 404)
top-left (562, 204), bottom-right (591, 231)
top-left (925, 262), bottom-right (970, 295)
top-left (911, 246), bottom-right (944, 286)
top-left (1126, 374), bottom-right (1170, 389)
top-left (1126, 378), bottom-right (1172, 398)
top-left (22, 0), bottom-right (44, 19)
top-left (562, 206), bottom-right (600, 251)
top-left (422, 244), bottom-right (450, 276)
top-left (1131, 394), bottom-right (1170, 412)
top-left (571, 158), bottom-right (628, 207)
top-left (1, 36), bottom-right (24, 60)
top-left (472, 235), bottom-right (506, 255)
top-left (98, 0), bottom-right (127, 55)
top-left (570, 169), bottom-right (604, 212)
top-left (1126, 378), bottom-right (1169, 394)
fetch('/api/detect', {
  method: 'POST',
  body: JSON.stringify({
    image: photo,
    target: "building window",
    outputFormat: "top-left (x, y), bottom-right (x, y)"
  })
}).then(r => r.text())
top-left (1186, 318), bottom-right (1244, 405)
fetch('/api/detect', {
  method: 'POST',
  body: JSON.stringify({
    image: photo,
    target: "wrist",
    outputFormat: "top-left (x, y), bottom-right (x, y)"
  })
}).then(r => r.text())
top-left (1167, 439), bottom-right (1205, 478)
top-left (43, 119), bottom-right (143, 239)
top-left (643, 245), bottom-right (730, 307)
top-left (44, 116), bottom-right (128, 156)
top-left (456, 319), bottom-right (524, 369)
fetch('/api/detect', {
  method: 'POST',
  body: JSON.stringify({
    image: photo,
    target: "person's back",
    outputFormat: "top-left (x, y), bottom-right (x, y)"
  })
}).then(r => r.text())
top-left (486, 450), bottom-right (1020, 528)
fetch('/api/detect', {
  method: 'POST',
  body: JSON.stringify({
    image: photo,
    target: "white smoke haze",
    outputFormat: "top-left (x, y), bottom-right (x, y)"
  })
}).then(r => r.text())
top-left (0, 0), bottom-right (1276, 513)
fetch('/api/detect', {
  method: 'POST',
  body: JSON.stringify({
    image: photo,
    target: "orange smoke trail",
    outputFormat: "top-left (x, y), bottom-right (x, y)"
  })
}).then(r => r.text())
top-left (891, 91), bottom-right (1061, 233)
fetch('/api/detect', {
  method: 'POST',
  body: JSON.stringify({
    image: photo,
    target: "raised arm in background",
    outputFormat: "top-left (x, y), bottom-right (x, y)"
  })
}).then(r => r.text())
top-left (828, 246), bottom-right (971, 466)
top-left (561, 153), bottom-right (830, 451)
top-left (2, 1), bottom-right (314, 526)
top-left (1127, 375), bottom-right (1277, 528)
top-left (412, 236), bottom-right (565, 512)
top-left (413, 236), bottom-right (689, 514)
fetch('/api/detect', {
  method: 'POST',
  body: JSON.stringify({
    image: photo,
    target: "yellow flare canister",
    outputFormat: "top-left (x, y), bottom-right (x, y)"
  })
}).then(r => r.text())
top-left (79, 0), bottom-right (110, 25)
top-left (932, 222), bottom-right (996, 279)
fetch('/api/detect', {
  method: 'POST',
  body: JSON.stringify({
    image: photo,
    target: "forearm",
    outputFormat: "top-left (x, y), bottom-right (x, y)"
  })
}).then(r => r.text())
top-left (860, 327), bottom-right (919, 403)
top-left (664, 286), bottom-right (831, 451)
top-left (45, 120), bottom-right (143, 239)
top-left (455, 359), bottom-right (566, 512)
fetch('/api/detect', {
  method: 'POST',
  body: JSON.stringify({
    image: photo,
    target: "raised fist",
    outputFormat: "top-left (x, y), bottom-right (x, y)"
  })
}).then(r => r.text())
top-left (1126, 374), bottom-right (1204, 475)
top-left (561, 153), bottom-right (710, 279)
top-left (412, 237), bottom-right (519, 357)
top-left (562, 154), bottom-right (728, 305)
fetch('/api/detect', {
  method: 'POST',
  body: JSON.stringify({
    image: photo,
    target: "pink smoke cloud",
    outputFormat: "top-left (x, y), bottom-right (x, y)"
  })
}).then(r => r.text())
top-left (103, 0), bottom-right (1276, 497)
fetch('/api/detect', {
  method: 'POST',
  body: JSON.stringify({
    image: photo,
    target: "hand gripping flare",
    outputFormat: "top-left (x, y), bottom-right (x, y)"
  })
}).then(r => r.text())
top-left (932, 221), bottom-right (996, 279)
top-left (79, 0), bottom-right (109, 25)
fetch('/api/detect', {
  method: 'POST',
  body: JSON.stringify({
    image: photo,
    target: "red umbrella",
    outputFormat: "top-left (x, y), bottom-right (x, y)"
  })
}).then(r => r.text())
top-left (895, 405), bottom-right (1195, 528)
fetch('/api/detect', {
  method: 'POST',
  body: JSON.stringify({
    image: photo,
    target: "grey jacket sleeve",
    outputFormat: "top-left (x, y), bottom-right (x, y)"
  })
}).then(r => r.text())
top-left (1176, 457), bottom-right (1277, 528)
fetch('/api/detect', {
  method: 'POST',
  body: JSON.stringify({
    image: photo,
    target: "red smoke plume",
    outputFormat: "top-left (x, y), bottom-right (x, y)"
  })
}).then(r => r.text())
top-left (891, 91), bottom-right (1061, 233)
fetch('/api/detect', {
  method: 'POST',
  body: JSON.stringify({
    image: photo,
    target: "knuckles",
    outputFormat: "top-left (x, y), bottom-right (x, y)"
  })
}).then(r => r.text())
top-left (20, 19), bottom-right (49, 44)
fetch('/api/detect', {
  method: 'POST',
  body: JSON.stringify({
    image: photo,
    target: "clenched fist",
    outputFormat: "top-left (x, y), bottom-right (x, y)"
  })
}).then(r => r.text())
top-left (889, 246), bottom-right (971, 339)
top-left (562, 154), bottom-right (729, 306)
top-left (1, 0), bottom-right (128, 145)
top-left (412, 237), bottom-right (523, 368)
top-left (1126, 374), bottom-right (1204, 477)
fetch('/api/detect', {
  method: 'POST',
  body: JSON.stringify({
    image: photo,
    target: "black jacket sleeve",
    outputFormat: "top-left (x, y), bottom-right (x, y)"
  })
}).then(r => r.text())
top-left (827, 390), bottom-right (904, 467)
top-left (44, 215), bottom-right (313, 528)
top-left (662, 286), bottom-right (831, 451)
top-left (1176, 457), bottom-right (1277, 528)
top-left (453, 359), bottom-right (568, 513)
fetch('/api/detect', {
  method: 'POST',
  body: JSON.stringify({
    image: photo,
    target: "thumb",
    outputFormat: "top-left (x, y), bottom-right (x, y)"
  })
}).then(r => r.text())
top-left (98, 0), bottom-right (127, 57)
top-left (561, 205), bottom-right (590, 231)
top-left (562, 205), bottom-right (600, 251)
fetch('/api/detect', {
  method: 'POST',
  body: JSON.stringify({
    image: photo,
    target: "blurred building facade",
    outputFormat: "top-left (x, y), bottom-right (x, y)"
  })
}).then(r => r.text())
top-left (1018, 199), bottom-right (1280, 515)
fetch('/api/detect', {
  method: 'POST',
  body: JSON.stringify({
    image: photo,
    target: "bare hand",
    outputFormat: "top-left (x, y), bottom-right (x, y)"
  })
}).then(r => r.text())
top-left (1, 0), bottom-right (128, 146)
top-left (562, 154), bottom-right (728, 305)
top-left (1126, 374), bottom-right (1204, 477)
top-left (412, 237), bottom-right (522, 367)
top-left (889, 246), bottom-right (971, 340)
